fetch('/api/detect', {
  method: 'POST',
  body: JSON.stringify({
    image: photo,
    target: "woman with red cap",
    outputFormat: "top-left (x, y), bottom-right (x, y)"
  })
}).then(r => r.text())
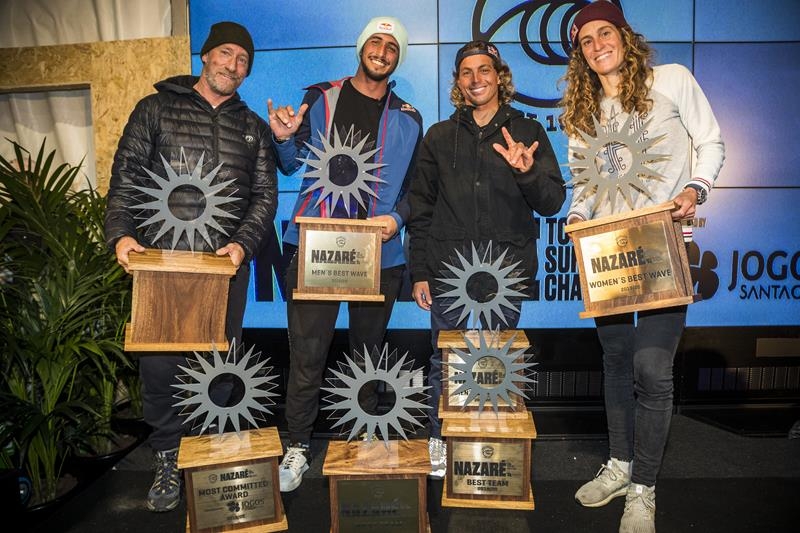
top-left (560, 2), bottom-right (725, 532)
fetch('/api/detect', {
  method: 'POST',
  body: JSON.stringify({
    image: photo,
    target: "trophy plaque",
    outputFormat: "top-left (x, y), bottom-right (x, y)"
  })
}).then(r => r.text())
top-left (294, 216), bottom-right (385, 302)
top-left (564, 201), bottom-right (696, 318)
top-left (124, 249), bottom-right (237, 352)
top-left (179, 427), bottom-right (287, 533)
top-left (323, 440), bottom-right (431, 533)
top-left (441, 411), bottom-right (536, 509)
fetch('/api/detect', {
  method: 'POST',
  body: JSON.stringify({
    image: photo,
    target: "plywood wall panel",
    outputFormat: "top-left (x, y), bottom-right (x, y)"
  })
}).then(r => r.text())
top-left (0, 36), bottom-right (190, 194)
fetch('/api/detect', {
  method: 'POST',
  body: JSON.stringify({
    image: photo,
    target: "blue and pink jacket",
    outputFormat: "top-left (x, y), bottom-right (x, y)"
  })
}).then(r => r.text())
top-left (273, 78), bottom-right (423, 268)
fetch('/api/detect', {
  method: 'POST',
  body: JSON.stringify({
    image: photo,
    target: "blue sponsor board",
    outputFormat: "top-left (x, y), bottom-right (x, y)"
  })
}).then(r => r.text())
top-left (190, 1), bottom-right (799, 328)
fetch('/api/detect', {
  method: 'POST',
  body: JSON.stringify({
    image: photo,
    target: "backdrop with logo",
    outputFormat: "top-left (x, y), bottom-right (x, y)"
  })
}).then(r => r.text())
top-left (188, 0), bottom-right (800, 329)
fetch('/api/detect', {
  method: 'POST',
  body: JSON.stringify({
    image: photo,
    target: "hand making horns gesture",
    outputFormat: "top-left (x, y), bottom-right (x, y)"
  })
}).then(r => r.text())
top-left (267, 98), bottom-right (308, 141)
top-left (492, 126), bottom-right (539, 173)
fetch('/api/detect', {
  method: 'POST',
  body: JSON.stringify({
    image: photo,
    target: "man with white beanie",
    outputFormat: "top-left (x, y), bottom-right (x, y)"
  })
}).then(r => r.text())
top-left (268, 16), bottom-right (422, 492)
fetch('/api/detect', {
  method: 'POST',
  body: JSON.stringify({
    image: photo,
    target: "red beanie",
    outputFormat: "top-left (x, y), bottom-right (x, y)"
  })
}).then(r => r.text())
top-left (570, 1), bottom-right (630, 48)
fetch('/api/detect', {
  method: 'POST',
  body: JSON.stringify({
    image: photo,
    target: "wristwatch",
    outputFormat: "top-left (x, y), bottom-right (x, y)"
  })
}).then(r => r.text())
top-left (684, 184), bottom-right (708, 205)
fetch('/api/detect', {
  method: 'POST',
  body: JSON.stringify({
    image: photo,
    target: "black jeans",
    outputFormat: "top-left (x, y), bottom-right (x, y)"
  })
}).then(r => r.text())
top-left (283, 253), bottom-right (404, 443)
top-left (139, 263), bottom-right (250, 451)
top-left (595, 305), bottom-right (686, 486)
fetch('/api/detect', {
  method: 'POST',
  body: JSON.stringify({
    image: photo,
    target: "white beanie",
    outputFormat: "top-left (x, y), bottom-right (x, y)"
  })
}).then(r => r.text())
top-left (356, 16), bottom-right (408, 67)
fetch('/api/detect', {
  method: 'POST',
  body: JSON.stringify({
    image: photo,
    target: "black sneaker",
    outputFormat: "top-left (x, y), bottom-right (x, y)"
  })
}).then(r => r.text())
top-left (146, 448), bottom-right (181, 512)
top-left (279, 442), bottom-right (311, 492)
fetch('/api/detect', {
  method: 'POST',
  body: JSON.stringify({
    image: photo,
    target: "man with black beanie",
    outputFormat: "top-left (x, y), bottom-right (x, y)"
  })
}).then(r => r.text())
top-left (104, 21), bottom-right (276, 512)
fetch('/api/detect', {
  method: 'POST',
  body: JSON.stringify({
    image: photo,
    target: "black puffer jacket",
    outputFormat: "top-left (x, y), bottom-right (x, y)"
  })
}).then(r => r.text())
top-left (104, 75), bottom-right (277, 261)
top-left (407, 105), bottom-right (565, 296)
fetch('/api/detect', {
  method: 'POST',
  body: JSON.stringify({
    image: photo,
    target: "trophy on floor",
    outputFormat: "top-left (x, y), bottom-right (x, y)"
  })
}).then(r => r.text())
top-left (563, 114), bottom-right (696, 318)
top-left (293, 127), bottom-right (389, 302)
top-left (320, 344), bottom-right (432, 533)
top-left (435, 243), bottom-right (538, 510)
top-left (172, 339), bottom-right (287, 532)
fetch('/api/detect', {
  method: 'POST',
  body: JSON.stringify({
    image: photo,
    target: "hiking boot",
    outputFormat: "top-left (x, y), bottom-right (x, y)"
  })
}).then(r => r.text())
top-left (146, 448), bottom-right (181, 512)
top-left (575, 458), bottom-right (631, 507)
top-left (279, 442), bottom-right (311, 492)
top-left (428, 437), bottom-right (446, 478)
top-left (619, 483), bottom-right (656, 533)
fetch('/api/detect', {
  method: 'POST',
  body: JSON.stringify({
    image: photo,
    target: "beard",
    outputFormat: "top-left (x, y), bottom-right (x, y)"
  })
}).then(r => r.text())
top-left (360, 55), bottom-right (397, 82)
top-left (203, 68), bottom-right (242, 96)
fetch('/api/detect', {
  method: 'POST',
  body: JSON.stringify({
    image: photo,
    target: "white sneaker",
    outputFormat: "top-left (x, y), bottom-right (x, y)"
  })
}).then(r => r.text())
top-left (575, 458), bottom-right (631, 507)
top-left (428, 437), bottom-right (446, 478)
top-left (279, 443), bottom-right (310, 492)
top-left (619, 483), bottom-right (656, 533)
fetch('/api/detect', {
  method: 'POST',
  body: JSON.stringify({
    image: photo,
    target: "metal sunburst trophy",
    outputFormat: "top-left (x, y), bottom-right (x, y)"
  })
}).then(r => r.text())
top-left (123, 147), bottom-right (244, 354)
top-left (566, 114), bottom-right (669, 212)
top-left (172, 339), bottom-right (289, 532)
top-left (321, 344), bottom-right (429, 444)
top-left (172, 338), bottom-right (279, 435)
top-left (436, 242), bottom-right (538, 511)
top-left (320, 344), bottom-right (434, 532)
top-left (293, 126), bottom-right (390, 303)
top-left (437, 242), bottom-right (527, 329)
top-left (446, 329), bottom-right (536, 415)
top-left (132, 147), bottom-right (240, 251)
top-left (300, 126), bottom-right (385, 215)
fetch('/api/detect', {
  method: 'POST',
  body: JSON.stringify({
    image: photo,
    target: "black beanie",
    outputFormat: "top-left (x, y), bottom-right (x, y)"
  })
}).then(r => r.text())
top-left (200, 21), bottom-right (255, 76)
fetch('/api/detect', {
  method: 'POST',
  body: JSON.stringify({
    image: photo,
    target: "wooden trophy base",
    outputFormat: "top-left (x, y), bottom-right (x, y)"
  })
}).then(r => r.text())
top-left (441, 411), bottom-right (537, 510)
top-left (178, 427), bottom-right (287, 532)
top-left (323, 439), bottom-right (431, 533)
top-left (125, 249), bottom-right (237, 352)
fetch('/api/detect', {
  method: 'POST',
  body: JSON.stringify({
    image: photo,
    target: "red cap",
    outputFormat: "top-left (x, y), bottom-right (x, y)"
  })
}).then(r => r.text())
top-left (570, 1), bottom-right (630, 48)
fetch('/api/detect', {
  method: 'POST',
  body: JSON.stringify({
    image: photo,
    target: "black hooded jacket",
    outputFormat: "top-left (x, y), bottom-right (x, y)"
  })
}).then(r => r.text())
top-left (407, 104), bottom-right (565, 296)
top-left (104, 75), bottom-right (277, 261)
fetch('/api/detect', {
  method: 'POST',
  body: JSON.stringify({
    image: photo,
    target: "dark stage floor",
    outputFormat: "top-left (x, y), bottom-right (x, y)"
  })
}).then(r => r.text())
top-left (24, 414), bottom-right (800, 533)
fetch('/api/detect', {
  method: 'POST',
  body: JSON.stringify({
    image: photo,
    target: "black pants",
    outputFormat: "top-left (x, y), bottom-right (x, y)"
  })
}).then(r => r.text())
top-left (283, 252), bottom-right (404, 443)
top-left (595, 305), bottom-right (686, 486)
top-left (139, 263), bottom-right (250, 451)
